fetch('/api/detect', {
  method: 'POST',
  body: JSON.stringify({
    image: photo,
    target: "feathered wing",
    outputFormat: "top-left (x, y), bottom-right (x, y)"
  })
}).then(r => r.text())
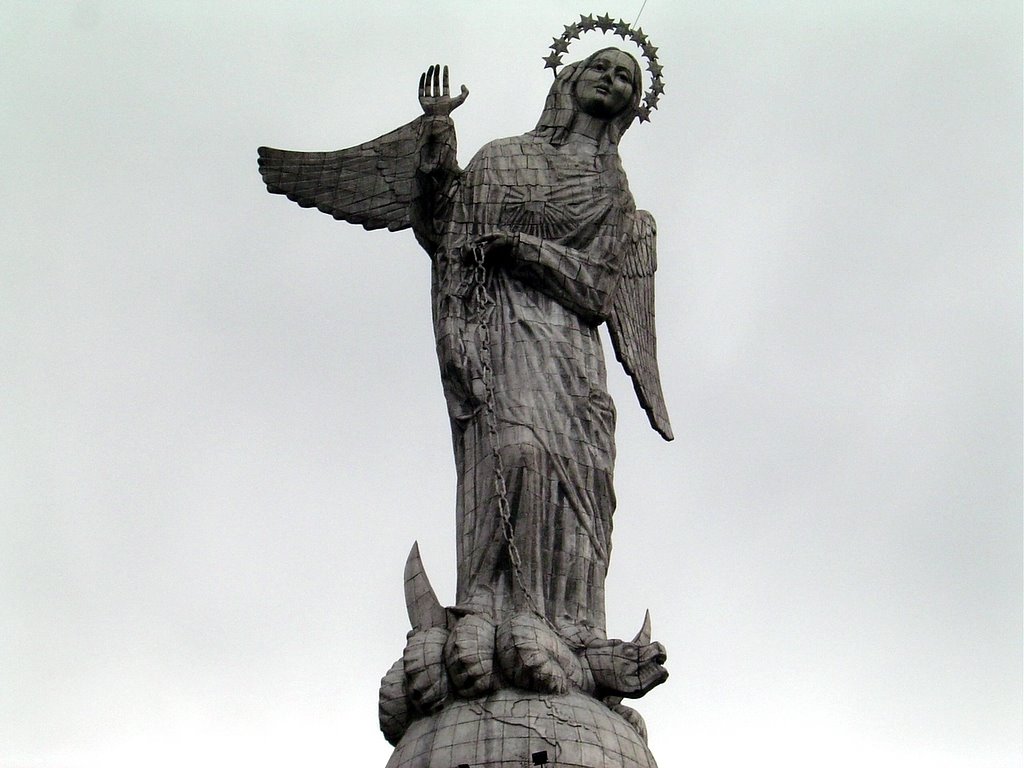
top-left (258, 116), bottom-right (451, 237)
top-left (608, 210), bottom-right (674, 441)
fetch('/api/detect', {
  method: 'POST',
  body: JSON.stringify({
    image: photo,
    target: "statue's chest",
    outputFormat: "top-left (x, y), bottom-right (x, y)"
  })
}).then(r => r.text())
top-left (497, 162), bottom-right (612, 240)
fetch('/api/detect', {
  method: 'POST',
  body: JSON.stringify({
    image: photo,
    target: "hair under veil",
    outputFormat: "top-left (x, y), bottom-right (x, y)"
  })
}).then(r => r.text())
top-left (529, 47), bottom-right (644, 148)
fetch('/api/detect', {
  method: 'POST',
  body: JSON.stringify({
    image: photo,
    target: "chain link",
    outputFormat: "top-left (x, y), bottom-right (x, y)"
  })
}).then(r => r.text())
top-left (468, 244), bottom-right (580, 648)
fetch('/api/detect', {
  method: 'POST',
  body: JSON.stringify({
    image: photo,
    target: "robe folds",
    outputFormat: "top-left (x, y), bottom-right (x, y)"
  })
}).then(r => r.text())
top-left (431, 132), bottom-right (637, 633)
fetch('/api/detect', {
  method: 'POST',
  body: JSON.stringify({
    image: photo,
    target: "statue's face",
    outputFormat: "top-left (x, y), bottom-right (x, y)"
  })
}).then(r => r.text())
top-left (575, 49), bottom-right (637, 119)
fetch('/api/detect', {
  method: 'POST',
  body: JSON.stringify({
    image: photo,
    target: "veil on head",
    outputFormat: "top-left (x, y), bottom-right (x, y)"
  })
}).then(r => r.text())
top-left (530, 47), bottom-right (643, 148)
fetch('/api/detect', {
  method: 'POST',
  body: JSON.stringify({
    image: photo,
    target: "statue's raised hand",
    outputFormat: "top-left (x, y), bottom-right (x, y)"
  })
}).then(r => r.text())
top-left (418, 64), bottom-right (469, 116)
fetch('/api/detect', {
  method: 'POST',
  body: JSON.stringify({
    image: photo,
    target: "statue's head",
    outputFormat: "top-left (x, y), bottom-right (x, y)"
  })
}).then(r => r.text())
top-left (533, 47), bottom-right (643, 146)
top-left (573, 48), bottom-right (642, 120)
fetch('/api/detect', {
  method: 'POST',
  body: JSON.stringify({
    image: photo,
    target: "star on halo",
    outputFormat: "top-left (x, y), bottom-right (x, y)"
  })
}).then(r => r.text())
top-left (595, 13), bottom-right (615, 31)
top-left (543, 50), bottom-right (564, 71)
top-left (629, 28), bottom-right (649, 47)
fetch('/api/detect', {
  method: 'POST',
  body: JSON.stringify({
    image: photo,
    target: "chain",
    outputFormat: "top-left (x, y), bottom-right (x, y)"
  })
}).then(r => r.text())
top-left (468, 244), bottom-right (582, 649)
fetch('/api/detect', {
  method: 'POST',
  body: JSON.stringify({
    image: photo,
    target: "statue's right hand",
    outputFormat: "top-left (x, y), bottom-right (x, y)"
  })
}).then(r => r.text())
top-left (418, 64), bottom-right (469, 116)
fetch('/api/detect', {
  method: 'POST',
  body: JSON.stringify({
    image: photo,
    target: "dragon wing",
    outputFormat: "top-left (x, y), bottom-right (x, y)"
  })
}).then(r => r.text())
top-left (607, 210), bottom-right (674, 441)
top-left (258, 116), bottom-right (456, 240)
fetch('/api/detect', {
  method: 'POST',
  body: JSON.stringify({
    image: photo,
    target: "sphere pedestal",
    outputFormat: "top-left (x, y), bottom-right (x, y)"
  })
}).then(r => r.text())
top-left (385, 689), bottom-right (658, 768)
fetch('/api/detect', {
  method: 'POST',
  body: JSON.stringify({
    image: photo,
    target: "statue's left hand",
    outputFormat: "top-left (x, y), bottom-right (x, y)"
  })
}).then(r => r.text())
top-left (419, 64), bottom-right (469, 116)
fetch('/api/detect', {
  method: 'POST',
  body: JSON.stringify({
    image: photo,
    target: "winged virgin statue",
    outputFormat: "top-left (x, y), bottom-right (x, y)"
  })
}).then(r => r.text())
top-left (258, 28), bottom-right (673, 750)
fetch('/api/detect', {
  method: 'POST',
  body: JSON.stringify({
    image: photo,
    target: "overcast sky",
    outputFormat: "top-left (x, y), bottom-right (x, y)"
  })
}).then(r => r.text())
top-left (2, 2), bottom-right (1021, 766)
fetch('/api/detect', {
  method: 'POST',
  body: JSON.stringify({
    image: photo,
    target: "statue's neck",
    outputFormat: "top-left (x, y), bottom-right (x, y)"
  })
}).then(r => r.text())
top-left (564, 112), bottom-right (610, 153)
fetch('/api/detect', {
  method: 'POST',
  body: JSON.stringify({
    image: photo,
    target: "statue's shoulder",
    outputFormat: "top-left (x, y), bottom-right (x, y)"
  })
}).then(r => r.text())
top-left (468, 133), bottom-right (544, 164)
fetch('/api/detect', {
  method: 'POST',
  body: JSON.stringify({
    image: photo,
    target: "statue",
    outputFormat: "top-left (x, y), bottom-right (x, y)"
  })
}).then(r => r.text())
top-left (258, 14), bottom-right (674, 767)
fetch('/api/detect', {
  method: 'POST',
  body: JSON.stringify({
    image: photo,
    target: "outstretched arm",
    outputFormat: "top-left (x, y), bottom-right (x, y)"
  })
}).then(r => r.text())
top-left (410, 65), bottom-right (468, 252)
top-left (416, 64), bottom-right (468, 176)
top-left (257, 65), bottom-right (469, 256)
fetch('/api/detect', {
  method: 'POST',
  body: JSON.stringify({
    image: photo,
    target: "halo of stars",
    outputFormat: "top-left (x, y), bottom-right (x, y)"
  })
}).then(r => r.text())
top-left (543, 12), bottom-right (665, 123)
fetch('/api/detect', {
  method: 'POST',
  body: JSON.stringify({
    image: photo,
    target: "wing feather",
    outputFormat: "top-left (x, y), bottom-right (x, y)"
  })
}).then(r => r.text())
top-left (607, 210), bottom-right (674, 441)
top-left (257, 118), bottom-right (425, 233)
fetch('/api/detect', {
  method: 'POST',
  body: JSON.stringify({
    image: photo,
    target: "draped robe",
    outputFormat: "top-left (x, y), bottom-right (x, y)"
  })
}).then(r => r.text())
top-left (431, 132), bottom-right (636, 634)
